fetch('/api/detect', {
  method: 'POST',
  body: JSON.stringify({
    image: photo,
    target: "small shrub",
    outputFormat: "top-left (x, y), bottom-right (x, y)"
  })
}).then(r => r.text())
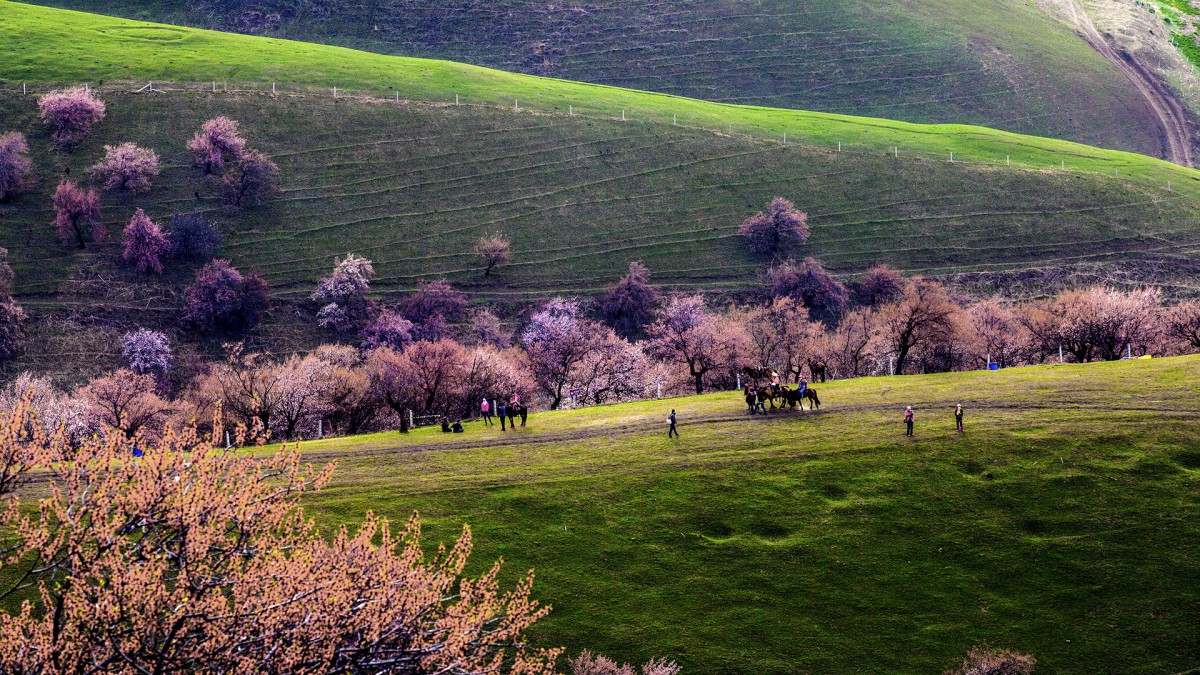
top-left (474, 232), bottom-right (511, 276)
top-left (168, 213), bottom-right (222, 262)
top-left (38, 86), bottom-right (107, 150)
top-left (945, 646), bottom-right (1035, 675)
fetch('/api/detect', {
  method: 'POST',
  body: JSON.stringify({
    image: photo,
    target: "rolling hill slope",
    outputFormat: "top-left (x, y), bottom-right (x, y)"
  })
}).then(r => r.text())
top-left (6, 3), bottom-right (1200, 379)
top-left (21, 0), bottom-right (1193, 160)
top-left (21, 355), bottom-right (1188, 673)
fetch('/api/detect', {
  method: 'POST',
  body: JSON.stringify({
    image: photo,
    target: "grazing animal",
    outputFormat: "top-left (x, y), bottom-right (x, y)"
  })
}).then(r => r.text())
top-left (808, 359), bottom-right (827, 383)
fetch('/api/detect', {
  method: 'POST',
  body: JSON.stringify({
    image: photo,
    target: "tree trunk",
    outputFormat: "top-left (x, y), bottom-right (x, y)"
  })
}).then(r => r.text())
top-left (693, 371), bottom-right (703, 395)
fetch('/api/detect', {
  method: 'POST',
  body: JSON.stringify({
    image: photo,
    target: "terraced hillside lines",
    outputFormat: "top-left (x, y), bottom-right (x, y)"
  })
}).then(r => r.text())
top-left (5, 90), bottom-right (1200, 381)
top-left (5, 2), bottom-right (1200, 190)
top-left (174, 356), bottom-right (1200, 672)
top-left (24, 0), bottom-right (1181, 157)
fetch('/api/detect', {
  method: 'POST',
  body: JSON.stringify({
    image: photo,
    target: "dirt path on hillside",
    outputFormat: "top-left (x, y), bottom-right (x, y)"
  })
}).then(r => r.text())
top-left (297, 397), bottom-right (1200, 463)
top-left (1062, 0), bottom-right (1194, 165)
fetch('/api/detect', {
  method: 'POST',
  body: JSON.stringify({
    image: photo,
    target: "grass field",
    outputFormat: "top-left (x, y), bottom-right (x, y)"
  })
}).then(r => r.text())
top-left (20, 0), bottom-right (1175, 159)
top-left (208, 355), bottom-right (1200, 672)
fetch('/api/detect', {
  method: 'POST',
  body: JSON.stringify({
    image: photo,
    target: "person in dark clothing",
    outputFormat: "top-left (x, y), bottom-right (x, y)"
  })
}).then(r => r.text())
top-left (904, 406), bottom-right (914, 436)
top-left (451, 419), bottom-right (464, 433)
top-left (955, 404), bottom-right (964, 433)
top-left (519, 404), bottom-right (527, 427)
top-left (668, 409), bottom-right (678, 438)
top-left (497, 402), bottom-right (507, 431)
top-left (441, 418), bottom-right (452, 433)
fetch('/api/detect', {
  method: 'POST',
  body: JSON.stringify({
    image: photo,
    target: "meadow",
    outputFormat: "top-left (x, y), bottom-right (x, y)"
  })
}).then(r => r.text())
top-left (7, 84), bottom-right (1200, 381)
top-left (255, 355), bottom-right (1200, 673)
top-left (21, 0), bottom-right (1170, 158)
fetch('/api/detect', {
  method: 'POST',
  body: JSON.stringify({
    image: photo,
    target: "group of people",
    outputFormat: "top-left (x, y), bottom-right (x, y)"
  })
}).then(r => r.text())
top-left (479, 396), bottom-right (527, 431)
top-left (743, 370), bottom-right (807, 414)
top-left (903, 404), bottom-right (965, 436)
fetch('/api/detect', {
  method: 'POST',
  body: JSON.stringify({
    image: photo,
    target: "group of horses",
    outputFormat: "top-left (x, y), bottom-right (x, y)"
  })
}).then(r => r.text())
top-left (741, 364), bottom-right (824, 412)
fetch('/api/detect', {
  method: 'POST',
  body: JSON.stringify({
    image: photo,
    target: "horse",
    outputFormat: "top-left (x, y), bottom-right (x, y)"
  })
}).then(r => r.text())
top-left (742, 365), bottom-right (771, 382)
top-left (782, 387), bottom-right (821, 410)
top-left (745, 384), bottom-right (782, 411)
top-left (807, 359), bottom-right (827, 383)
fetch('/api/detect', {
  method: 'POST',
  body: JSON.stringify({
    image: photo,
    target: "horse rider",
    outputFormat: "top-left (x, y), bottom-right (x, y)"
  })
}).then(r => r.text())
top-left (799, 376), bottom-right (808, 397)
top-left (770, 369), bottom-right (781, 395)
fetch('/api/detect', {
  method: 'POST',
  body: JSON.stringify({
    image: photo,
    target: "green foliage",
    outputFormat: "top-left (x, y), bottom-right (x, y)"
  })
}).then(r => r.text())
top-left (21, 0), bottom-right (1174, 155)
top-left (295, 355), bottom-right (1200, 673)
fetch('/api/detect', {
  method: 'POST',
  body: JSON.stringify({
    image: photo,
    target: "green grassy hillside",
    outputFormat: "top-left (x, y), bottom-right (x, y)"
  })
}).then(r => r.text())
top-left (6, 2), bottom-right (1200, 379)
top-left (148, 356), bottom-right (1198, 672)
top-left (20, 0), bottom-right (1180, 159)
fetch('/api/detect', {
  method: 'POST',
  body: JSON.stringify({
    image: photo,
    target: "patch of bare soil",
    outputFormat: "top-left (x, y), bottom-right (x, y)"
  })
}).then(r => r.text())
top-left (1044, 0), bottom-right (1199, 165)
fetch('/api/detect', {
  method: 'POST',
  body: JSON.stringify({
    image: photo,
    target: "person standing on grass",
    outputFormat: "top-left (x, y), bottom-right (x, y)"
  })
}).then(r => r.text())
top-left (904, 406), bottom-right (914, 436)
top-left (497, 400), bottom-right (507, 431)
top-left (668, 409), bottom-right (679, 438)
top-left (481, 398), bottom-right (492, 426)
top-left (955, 403), bottom-right (964, 433)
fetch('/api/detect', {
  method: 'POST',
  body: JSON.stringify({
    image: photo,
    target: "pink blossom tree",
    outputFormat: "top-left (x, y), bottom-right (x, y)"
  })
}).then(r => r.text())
top-left (520, 298), bottom-right (604, 409)
top-left (51, 180), bottom-right (103, 248)
top-left (186, 116), bottom-right (246, 174)
top-left (359, 308), bottom-right (414, 351)
top-left (121, 328), bottom-right (172, 374)
top-left (0, 408), bottom-right (560, 673)
top-left (37, 86), bottom-right (107, 150)
top-left (0, 297), bottom-right (25, 363)
top-left (91, 142), bottom-right (160, 193)
top-left (647, 295), bottom-right (746, 394)
top-left (220, 149), bottom-right (279, 207)
top-left (78, 368), bottom-right (174, 438)
top-left (851, 263), bottom-right (905, 307)
top-left (599, 260), bottom-right (660, 341)
top-left (738, 196), bottom-right (809, 259)
top-left (466, 308), bottom-right (510, 348)
top-left (122, 209), bottom-right (171, 274)
top-left (474, 232), bottom-right (512, 276)
top-left (312, 253), bottom-right (375, 331)
top-left (0, 132), bottom-right (33, 202)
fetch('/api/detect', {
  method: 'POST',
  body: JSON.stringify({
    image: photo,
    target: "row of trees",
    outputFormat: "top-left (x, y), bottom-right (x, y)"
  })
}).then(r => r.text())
top-left (10, 269), bottom-right (1194, 445)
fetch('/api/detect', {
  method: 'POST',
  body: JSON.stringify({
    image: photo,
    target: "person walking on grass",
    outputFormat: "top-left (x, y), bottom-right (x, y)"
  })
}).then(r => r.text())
top-left (904, 406), bottom-right (914, 436)
top-left (481, 398), bottom-right (492, 426)
top-left (955, 403), bottom-right (964, 433)
top-left (497, 401), bottom-right (507, 431)
top-left (668, 409), bottom-right (679, 438)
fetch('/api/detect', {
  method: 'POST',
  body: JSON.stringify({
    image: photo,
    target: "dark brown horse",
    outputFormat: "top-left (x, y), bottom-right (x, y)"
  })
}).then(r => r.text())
top-left (742, 365), bottom-right (772, 382)
top-left (807, 359), bottom-right (827, 383)
top-left (745, 384), bottom-right (782, 411)
top-left (782, 387), bottom-right (821, 410)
